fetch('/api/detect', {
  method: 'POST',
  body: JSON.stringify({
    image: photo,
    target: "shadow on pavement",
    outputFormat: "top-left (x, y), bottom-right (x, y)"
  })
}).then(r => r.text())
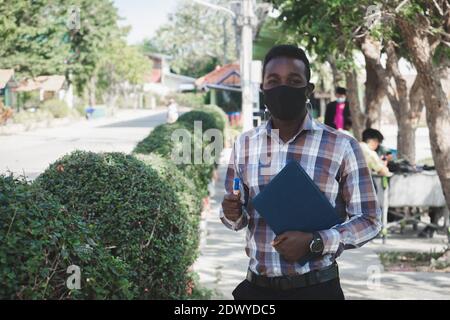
top-left (99, 112), bottom-right (167, 128)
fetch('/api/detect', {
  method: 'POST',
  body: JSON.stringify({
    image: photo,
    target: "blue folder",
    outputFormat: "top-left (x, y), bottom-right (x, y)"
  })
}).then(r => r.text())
top-left (252, 161), bottom-right (343, 235)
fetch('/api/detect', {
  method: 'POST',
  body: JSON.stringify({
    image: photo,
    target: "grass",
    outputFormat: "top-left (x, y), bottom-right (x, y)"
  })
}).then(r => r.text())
top-left (378, 249), bottom-right (450, 272)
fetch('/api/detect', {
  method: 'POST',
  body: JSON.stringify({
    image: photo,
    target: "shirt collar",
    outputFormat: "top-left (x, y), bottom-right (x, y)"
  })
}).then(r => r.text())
top-left (264, 112), bottom-right (322, 142)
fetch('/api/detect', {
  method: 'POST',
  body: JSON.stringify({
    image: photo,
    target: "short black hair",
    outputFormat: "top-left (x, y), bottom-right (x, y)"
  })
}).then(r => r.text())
top-left (362, 128), bottom-right (384, 143)
top-left (335, 87), bottom-right (347, 95)
top-left (262, 44), bottom-right (311, 82)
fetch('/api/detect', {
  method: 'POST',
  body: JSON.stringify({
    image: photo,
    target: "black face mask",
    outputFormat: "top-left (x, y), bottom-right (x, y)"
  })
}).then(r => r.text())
top-left (263, 85), bottom-right (308, 121)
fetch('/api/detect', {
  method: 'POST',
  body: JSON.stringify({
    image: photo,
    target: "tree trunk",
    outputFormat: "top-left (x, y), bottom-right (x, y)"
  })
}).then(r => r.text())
top-left (345, 69), bottom-right (366, 141)
top-left (364, 58), bottom-right (384, 129)
top-left (399, 18), bottom-right (450, 210)
top-left (397, 116), bottom-right (416, 165)
top-left (328, 56), bottom-right (345, 86)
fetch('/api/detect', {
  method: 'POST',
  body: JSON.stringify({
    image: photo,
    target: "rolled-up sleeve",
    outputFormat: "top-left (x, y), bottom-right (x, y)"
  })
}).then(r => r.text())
top-left (220, 142), bottom-right (248, 231)
top-left (318, 138), bottom-right (382, 257)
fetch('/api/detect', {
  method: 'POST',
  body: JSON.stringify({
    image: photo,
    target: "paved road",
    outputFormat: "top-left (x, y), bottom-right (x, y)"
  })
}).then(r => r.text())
top-left (0, 108), bottom-right (172, 180)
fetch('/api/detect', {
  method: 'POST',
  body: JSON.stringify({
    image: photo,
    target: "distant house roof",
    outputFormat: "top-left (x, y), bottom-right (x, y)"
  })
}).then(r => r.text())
top-left (37, 75), bottom-right (66, 91)
top-left (196, 63), bottom-right (241, 88)
top-left (16, 75), bottom-right (66, 92)
top-left (147, 53), bottom-right (172, 60)
top-left (0, 69), bottom-right (15, 89)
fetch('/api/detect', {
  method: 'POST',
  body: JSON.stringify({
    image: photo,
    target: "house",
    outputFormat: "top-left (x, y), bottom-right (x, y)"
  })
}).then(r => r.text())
top-left (195, 63), bottom-right (243, 108)
top-left (144, 53), bottom-right (196, 95)
top-left (0, 69), bottom-right (17, 107)
top-left (15, 75), bottom-right (73, 108)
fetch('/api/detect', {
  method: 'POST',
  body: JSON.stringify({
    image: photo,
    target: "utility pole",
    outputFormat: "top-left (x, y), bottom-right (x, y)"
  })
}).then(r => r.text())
top-left (237, 0), bottom-right (256, 131)
top-left (193, 0), bottom-right (256, 131)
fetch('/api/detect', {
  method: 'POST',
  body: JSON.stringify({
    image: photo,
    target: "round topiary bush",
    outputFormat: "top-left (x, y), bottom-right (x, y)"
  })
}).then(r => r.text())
top-left (0, 174), bottom-right (134, 300)
top-left (133, 122), bottom-right (213, 197)
top-left (135, 153), bottom-right (203, 218)
top-left (177, 110), bottom-right (219, 134)
top-left (35, 151), bottom-right (199, 299)
top-left (198, 104), bottom-right (228, 134)
top-left (135, 153), bottom-right (201, 262)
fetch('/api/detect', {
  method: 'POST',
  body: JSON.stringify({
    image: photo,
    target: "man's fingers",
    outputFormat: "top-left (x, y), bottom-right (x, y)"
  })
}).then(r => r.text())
top-left (224, 193), bottom-right (241, 202)
top-left (272, 234), bottom-right (288, 246)
top-left (222, 200), bottom-right (242, 210)
top-left (224, 209), bottom-right (242, 221)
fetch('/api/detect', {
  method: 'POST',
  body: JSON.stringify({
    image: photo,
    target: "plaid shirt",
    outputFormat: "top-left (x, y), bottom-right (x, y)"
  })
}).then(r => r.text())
top-left (220, 114), bottom-right (381, 277)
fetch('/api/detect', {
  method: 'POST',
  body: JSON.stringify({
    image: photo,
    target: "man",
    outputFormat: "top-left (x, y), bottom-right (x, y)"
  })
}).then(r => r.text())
top-left (220, 45), bottom-right (381, 300)
top-left (324, 87), bottom-right (352, 130)
top-left (360, 128), bottom-right (392, 177)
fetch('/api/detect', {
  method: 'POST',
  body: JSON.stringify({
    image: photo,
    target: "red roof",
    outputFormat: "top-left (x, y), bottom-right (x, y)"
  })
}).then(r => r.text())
top-left (196, 63), bottom-right (240, 87)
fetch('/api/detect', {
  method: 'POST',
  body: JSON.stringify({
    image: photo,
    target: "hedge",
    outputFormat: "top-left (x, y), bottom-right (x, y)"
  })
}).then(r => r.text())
top-left (135, 153), bottom-right (202, 263)
top-left (40, 99), bottom-right (71, 119)
top-left (133, 122), bottom-right (213, 197)
top-left (0, 174), bottom-right (134, 299)
top-left (178, 105), bottom-right (227, 135)
top-left (35, 151), bottom-right (199, 299)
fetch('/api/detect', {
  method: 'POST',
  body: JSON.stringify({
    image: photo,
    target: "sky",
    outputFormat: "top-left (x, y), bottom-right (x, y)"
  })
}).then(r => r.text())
top-left (113, 0), bottom-right (180, 44)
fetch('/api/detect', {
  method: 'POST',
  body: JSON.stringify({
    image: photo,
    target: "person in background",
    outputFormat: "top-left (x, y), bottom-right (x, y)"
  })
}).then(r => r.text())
top-left (324, 87), bottom-right (352, 130)
top-left (166, 98), bottom-right (178, 124)
top-left (360, 128), bottom-right (393, 177)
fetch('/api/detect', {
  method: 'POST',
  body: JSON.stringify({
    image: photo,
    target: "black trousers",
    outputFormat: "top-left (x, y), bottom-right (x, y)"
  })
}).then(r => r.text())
top-left (232, 277), bottom-right (345, 300)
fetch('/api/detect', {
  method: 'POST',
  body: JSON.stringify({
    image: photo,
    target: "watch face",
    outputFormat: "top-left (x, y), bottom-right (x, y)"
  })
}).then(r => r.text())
top-left (311, 238), bottom-right (324, 253)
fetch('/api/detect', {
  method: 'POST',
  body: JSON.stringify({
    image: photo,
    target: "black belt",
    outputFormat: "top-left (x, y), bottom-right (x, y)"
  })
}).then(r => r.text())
top-left (246, 263), bottom-right (339, 291)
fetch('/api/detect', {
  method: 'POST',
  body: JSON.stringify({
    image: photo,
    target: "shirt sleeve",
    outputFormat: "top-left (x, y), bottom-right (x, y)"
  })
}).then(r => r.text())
top-left (219, 141), bottom-right (249, 231)
top-left (318, 138), bottom-right (382, 257)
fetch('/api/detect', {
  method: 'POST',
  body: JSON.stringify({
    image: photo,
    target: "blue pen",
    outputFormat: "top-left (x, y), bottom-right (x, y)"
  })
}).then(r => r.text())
top-left (233, 177), bottom-right (240, 195)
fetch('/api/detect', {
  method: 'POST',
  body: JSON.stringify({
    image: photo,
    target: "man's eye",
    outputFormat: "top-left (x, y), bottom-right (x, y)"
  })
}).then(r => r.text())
top-left (290, 79), bottom-right (303, 85)
top-left (268, 79), bottom-right (279, 84)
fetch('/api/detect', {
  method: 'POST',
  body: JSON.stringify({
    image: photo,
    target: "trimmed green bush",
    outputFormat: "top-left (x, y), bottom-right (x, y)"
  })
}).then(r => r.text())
top-left (178, 106), bottom-right (227, 167)
top-left (197, 104), bottom-right (228, 133)
top-left (167, 92), bottom-right (206, 109)
top-left (178, 110), bottom-right (218, 133)
top-left (178, 105), bottom-right (227, 135)
top-left (135, 153), bottom-right (201, 268)
top-left (35, 151), bottom-right (199, 299)
top-left (133, 122), bottom-right (213, 197)
top-left (40, 99), bottom-right (70, 119)
top-left (0, 174), bottom-right (134, 299)
top-left (135, 153), bottom-right (203, 217)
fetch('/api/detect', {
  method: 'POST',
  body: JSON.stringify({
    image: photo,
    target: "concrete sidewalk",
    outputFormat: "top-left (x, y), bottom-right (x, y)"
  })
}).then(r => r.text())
top-left (193, 148), bottom-right (450, 300)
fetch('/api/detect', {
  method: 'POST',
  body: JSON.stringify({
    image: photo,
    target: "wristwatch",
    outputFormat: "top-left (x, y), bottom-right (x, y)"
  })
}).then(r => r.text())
top-left (309, 232), bottom-right (324, 254)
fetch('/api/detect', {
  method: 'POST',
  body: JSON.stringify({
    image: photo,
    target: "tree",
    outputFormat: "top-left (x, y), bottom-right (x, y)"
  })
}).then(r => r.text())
top-left (271, 0), bottom-right (426, 161)
top-left (0, 0), bottom-right (124, 105)
top-left (143, 0), bottom-right (237, 78)
top-left (270, 0), bottom-right (380, 140)
top-left (97, 37), bottom-right (152, 108)
top-left (66, 0), bottom-right (122, 105)
top-left (0, 0), bottom-right (69, 77)
top-left (388, 0), bottom-right (450, 211)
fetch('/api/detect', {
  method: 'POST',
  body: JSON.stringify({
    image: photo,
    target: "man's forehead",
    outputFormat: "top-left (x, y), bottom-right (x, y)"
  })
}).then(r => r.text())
top-left (265, 57), bottom-right (306, 75)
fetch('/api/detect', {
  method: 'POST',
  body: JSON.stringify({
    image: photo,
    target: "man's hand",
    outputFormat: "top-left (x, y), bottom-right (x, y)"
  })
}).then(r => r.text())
top-left (221, 193), bottom-right (242, 222)
top-left (272, 231), bottom-right (313, 263)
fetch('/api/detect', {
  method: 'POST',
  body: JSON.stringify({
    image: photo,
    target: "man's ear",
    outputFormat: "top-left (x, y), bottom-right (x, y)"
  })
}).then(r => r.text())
top-left (306, 83), bottom-right (315, 98)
